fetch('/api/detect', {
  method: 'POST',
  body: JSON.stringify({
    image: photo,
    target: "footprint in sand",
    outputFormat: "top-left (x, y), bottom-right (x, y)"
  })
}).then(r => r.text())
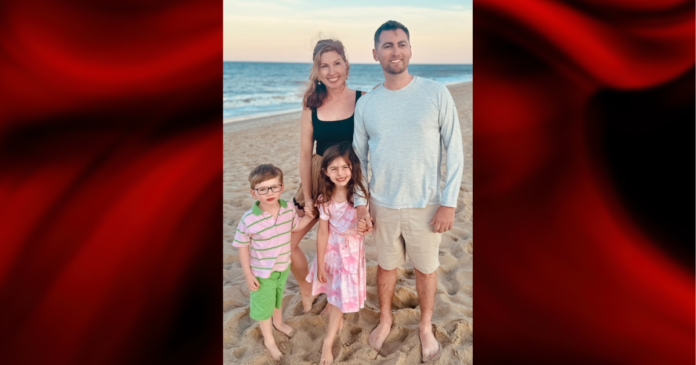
top-left (393, 286), bottom-right (419, 309)
top-left (448, 227), bottom-right (469, 241)
top-left (232, 346), bottom-right (247, 360)
top-left (224, 307), bottom-right (254, 343)
top-left (378, 325), bottom-right (411, 357)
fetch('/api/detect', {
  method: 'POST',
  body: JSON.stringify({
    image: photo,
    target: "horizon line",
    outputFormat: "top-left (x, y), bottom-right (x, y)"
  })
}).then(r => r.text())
top-left (223, 60), bottom-right (472, 65)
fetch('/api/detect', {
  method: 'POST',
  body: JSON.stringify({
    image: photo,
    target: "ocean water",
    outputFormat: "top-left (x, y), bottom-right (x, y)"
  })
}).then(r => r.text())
top-left (223, 62), bottom-right (472, 122)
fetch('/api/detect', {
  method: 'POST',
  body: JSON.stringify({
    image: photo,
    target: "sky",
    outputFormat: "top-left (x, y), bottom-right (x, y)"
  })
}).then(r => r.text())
top-left (223, 0), bottom-right (472, 64)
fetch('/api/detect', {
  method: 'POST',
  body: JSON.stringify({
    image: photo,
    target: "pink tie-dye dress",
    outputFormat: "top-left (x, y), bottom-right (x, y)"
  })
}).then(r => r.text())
top-left (306, 198), bottom-right (366, 313)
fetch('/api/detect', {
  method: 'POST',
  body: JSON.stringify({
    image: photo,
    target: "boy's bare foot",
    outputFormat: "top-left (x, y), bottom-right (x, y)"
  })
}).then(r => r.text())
top-left (419, 327), bottom-right (441, 362)
top-left (302, 294), bottom-right (318, 313)
top-left (320, 339), bottom-right (334, 365)
top-left (263, 339), bottom-right (283, 361)
top-left (272, 321), bottom-right (295, 338)
top-left (368, 319), bottom-right (392, 352)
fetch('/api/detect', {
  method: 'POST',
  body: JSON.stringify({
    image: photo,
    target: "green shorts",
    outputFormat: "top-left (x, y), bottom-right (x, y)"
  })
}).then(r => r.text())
top-left (249, 267), bottom-right (290, 321)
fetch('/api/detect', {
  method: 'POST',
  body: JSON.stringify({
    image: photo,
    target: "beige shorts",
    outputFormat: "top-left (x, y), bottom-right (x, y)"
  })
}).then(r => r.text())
top-left (369, 203), bottom-right (442, 274)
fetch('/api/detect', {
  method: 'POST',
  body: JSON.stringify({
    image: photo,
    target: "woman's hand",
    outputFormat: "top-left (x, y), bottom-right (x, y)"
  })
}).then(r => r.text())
top-left (304, 199), bottom-right (316, 219)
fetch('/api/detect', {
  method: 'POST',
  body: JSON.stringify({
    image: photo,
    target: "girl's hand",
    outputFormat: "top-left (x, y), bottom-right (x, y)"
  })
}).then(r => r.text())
top-left (318, 265), bottom-right (328, 284)
top-left (357, 217), bottom-right (374, 235)
top-left (245, 274), bottom-right (260, 291)
top-left (357, 218), bottom-right (367, 233)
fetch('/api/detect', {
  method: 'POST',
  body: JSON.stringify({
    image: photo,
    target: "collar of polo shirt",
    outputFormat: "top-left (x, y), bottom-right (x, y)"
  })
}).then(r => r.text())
top-left (251, 199), bottom-right (288, 215)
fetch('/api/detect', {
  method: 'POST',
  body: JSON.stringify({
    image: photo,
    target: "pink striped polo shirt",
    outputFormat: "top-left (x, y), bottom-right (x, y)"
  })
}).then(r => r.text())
top-left (233, 199), bottom-right (300, 278)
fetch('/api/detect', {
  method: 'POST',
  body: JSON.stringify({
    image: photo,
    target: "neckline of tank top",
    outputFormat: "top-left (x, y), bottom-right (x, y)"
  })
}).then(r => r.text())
top-left (314, 91), bottom-right (361, 123)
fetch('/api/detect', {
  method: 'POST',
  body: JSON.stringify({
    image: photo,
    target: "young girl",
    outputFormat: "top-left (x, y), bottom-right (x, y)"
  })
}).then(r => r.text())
top-left (306, 142), bottom-right (369, 365)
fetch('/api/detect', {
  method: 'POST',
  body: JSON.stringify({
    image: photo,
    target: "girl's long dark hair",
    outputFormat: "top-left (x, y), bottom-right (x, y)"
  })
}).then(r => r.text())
top-left (314, 142), bottom-right (368, 211)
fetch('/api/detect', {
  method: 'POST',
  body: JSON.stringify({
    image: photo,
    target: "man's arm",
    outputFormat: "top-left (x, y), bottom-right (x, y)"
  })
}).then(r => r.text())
top-left (430, 87), bottom-right (464, 233)
top-left (352, 99), bottom-right (373, 234)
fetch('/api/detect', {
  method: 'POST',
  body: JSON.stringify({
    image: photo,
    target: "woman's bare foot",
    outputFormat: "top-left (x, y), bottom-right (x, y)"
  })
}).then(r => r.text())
top-left (419, 327), bottom-right (441, 362)
top-left (272, 320), bottom-right (295, 338)
top-left (320, 339), bottom-right (334, 365)
top-left (263, 339), bottom-right (283, 361)
top-left (302, 294), bottom-right (317, 313)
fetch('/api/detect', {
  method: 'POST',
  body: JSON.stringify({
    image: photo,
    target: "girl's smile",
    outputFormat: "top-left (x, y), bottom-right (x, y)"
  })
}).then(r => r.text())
top-left (325, 156), bottom-right (352, 188)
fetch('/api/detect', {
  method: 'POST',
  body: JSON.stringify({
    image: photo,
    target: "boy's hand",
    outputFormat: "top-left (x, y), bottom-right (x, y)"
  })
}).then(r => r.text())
top-left (318, 265), bottom-right (328, 284)
top-left (245, 274), bottom-right (260, 291)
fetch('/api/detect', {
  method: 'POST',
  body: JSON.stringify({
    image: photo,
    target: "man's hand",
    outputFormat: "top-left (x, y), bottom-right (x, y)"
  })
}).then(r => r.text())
top-left (245, 273), bottom-right (260, 291)
top-left (356, 205), bottom-right (373, 235)
top-left (429, 206), bottom-right (455, 233)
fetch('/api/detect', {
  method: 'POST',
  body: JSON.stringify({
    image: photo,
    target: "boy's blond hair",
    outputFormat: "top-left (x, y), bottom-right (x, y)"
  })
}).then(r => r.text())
top-left (248, 164), bottom-right (284, 189)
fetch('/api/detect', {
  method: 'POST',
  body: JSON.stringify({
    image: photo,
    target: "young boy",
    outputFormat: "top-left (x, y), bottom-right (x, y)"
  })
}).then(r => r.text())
top-left (232, 164), bottom-right (313, 361)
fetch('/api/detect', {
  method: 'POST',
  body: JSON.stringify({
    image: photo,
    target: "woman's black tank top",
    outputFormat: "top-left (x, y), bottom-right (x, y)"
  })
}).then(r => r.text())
top-left (313, 90), bottom-right (363, 156)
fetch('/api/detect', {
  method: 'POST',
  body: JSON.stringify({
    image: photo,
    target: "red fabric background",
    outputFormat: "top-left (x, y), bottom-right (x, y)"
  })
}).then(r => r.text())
top-left (0, 0), bottom-right (692, 364)
top-left (0, 0), bottom-right (221, 364)
top-left (475, 0), bottom-right (694, 364)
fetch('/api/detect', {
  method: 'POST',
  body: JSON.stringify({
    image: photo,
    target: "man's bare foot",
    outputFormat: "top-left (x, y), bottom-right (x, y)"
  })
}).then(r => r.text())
top-left (302, 294), bottom-right (317, 313)
top-left (272, 321), bottom-right (295, 338)
top-left (320, 339), bottom-right (334, 365)
top-left (368, 318), bottom-right (392, 352)
top-left (419, 327), bottom-right (441, 362)
top-left (263, 339), bottom-right (283, 361)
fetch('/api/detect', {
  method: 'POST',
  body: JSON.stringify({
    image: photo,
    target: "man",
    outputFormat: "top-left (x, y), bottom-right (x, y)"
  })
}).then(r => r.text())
top-left (352, 20), bottom-right (464, 362)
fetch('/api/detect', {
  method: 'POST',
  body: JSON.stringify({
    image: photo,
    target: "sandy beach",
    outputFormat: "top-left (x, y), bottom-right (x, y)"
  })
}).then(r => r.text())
top-left (223, 82), bottom-right (472, 364)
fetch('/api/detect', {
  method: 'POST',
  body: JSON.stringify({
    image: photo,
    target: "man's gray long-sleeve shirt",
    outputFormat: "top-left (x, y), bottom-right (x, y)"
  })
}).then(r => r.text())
top-left (353, 76), bottom-right (464, 209)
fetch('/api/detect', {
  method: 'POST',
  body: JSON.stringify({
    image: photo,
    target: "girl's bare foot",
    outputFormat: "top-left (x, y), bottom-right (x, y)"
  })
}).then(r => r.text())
top-left (263, 339), bottom-right (283, 361)
top-left (320, 339), bottom-right (334, 365)
top-left (272, 320), bottom-right (295, 338)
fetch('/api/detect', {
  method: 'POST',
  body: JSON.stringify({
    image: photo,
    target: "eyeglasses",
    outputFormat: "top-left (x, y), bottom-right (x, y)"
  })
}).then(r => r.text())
top-left (253, 184), bottom-right (283, 195)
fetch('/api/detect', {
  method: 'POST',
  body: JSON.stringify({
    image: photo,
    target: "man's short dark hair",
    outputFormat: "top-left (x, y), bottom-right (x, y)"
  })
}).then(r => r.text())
top-left (373, 20), bottom-right (410, 47)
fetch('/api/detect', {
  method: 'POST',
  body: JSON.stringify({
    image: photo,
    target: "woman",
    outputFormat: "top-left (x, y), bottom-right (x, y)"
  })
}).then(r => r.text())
top-left (291, 39), bottom-right (366, 313)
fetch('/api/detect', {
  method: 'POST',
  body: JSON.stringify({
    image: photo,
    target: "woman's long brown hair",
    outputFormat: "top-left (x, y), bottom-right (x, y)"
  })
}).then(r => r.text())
top-left (314, 142), bottom-right (368, 212)
top-left (302, 39), bottom-right (350, 110)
